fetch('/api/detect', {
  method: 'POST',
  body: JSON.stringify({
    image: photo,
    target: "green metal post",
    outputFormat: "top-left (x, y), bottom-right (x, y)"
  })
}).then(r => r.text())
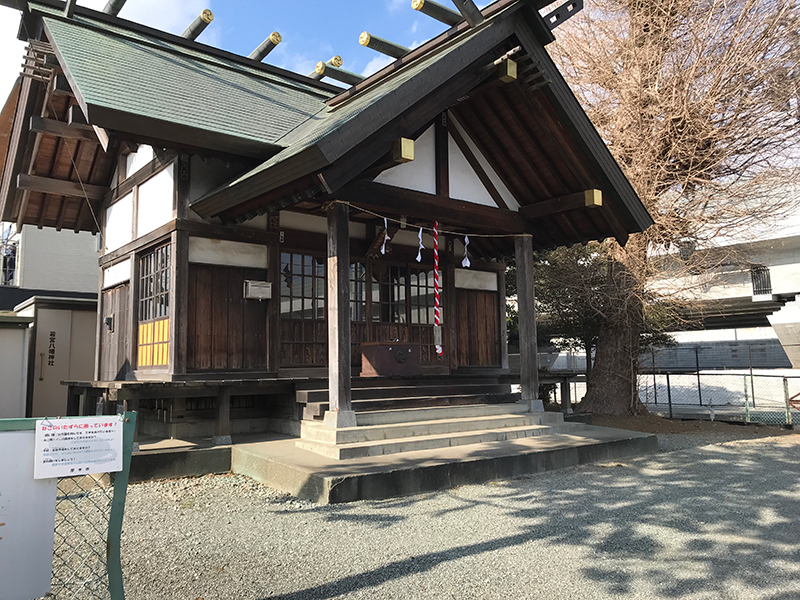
top-left (108, 411), bottom-right (136, 600)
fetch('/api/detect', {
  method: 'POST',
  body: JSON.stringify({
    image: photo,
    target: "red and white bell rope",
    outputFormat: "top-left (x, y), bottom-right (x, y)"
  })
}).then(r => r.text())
top-left (434, 221), bottom-right (443, 356)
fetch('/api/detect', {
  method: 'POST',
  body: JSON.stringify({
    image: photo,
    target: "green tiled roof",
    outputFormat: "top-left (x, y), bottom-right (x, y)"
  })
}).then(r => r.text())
top-left (195, 13), bottom-right (517, 213)
top-left (36, 3), bottom-right (333, 151)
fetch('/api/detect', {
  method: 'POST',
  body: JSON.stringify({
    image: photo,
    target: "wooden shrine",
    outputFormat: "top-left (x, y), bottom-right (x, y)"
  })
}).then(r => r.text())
top-left (0, 0), bottom-right (653, 442)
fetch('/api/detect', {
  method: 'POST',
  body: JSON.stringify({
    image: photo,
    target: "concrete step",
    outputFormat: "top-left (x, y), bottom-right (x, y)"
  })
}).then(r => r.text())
top-left (301, 413), bottom-right (557, 445)
top-left (302, 392), bottom-right (520, 419)
top-left (297, 383), bottom-right (511, 404)
top-left (296, 422), bottom-right (578, 460)
top-left (356, 402), bottom-right (534, 426)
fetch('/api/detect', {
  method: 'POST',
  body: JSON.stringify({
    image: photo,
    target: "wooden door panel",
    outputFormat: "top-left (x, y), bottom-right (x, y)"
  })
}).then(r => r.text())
top-left (455, 289), bottom-right (500, 367)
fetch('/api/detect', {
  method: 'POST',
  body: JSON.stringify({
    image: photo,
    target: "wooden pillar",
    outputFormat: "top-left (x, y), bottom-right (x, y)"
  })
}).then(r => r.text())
top-left (169, 229), bottom-right (189, 376)
top-left (515, 235), bottom-right (543, 412)
top-left (325, 202), bottom-right (357, 428)
top-left (498, 266), bottom-right (509, 370)
top-left (213, 387), bottom-right (232, 445)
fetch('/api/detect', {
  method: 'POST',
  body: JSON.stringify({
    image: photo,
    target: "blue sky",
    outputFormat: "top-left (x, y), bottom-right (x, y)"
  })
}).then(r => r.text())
top-left (0, 0), bottom-right (491, 104)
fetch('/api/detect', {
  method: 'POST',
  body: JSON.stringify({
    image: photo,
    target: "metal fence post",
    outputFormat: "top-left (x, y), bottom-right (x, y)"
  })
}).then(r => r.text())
top-left (652, 351), bottom-right (658, 405)
top-left (784, 378), bottom-right (792, 428)
top-left (666, 373), bottom-right (673, 419)
top-left (749, 346), bottom-right (756, 408)
top-left (744, 375), bottom-right (750, 423)
top-left (107, 411), bottom-right (137, 600)
top-left (695, 346), bottom-right (703, 406)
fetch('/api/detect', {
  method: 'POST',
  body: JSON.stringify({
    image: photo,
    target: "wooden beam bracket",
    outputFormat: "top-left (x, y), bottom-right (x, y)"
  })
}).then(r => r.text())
top-left (29, 116), bottom-right (98, 142)
top-left (519, 189), bottom-right (602, 221)
top-left (17, 174), bottom-right (109, 201)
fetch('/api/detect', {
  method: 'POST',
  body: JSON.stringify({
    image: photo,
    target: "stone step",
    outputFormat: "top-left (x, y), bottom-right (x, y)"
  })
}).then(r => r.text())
top-left (302, 392), bottom-right (520, 420)
top-left (296, 383), bottom-right (511, 404)
top-left (296, 423), bottom-right (578, 460)
top-left (302, 413), bottom-right (555, 445)
top-left (356, 402), bottom-right (534, 426)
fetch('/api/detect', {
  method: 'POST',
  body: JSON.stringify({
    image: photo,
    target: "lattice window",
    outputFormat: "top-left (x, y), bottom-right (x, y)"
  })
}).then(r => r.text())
top-left (371, 263), bottom-right (406, 323)
top-left (280, 253), bottom-right (325, 320)
top-left (410, 267), bottom-right (437, 324)
top-left (350, 261), bottom-right (367, 322)
top-left (280, 252), bottom-right (326, 366)
top-left (137, 243), bottom-right (170, 368)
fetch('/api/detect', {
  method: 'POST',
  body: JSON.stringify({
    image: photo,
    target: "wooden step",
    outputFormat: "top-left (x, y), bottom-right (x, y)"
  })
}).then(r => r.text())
top-left (295, 377), bottom-right (500, 392)
top-left (297, 383), bottom-right (511, 405)
top-left (302, 392), bottom-right (521, 420)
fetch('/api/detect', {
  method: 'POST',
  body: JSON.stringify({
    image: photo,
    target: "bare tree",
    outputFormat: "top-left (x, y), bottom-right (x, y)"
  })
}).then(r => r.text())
top-left (547, 0), bottom-right (800, 415)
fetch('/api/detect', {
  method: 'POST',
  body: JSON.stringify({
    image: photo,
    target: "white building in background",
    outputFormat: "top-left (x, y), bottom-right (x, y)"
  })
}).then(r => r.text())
top-left (0, 223), bottom-right (99, 418)
top-left (653, 198), bottom-right (800, 370)
top-left (1, 223), bottom-right (98, 299)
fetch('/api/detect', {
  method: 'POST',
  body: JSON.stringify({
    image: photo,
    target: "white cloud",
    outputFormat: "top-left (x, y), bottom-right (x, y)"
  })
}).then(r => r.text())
top-left (410, 20), bottom-right (420, 35)
top-left (270, 41), bottom-right (318, 77)
top-left (387, 0), bottom-right (405, 12)
top-left (79, 0), bottom-right (215, 38)
top-left (0, 7), bottom-right (26, 106)
top-left (362, 54), bottom-right (394, 77)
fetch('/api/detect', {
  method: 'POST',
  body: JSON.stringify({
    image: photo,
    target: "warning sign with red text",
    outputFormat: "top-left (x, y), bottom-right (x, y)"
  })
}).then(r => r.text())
top-left (34, 416), bottom-right (123, 479)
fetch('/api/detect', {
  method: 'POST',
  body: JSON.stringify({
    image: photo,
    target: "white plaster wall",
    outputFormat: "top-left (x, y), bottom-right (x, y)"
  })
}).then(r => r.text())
top-left (0, 326), bottom-right (29, 418)
top-left (450, 116), bottom-right (519, 210)
top-left (188, 237), bottom-right (268, 268)
top-left (375, 125), bottom-right (436, 194)
top-left (16, 226), bottom-right (99, 293)
top-left (280, 211), bottom-right (367, 239)
top-left (102, 259), bottom-right (131, 289)
top-left (104, 192), bottom-right (133, 253)
top-left (126, 145), bottom-right (155, 176)
top-left (137, 164), bottom-right (174, 237)
top-left (448, 134), bottom-right (497, 207)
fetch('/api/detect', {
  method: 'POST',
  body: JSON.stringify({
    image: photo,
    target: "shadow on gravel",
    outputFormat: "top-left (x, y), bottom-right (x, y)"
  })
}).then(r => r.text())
top-left (261, 439), bottom-right (800, 600)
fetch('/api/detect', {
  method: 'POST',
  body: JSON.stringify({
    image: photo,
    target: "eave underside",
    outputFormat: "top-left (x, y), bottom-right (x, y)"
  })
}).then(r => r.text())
top-left (1, 74), bottom-right (115, 233)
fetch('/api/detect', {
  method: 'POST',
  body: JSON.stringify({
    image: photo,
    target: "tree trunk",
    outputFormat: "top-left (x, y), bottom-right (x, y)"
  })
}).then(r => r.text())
top-left (578, 313), bottom-right (646, 415)
top-left (584, 344), bottom-right (593, 380)
top-left (578, 237), bottom-right (648, 416)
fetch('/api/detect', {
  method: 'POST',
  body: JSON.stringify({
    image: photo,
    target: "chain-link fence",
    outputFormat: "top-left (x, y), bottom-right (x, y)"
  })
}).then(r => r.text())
top-left (47, 475), bottom-right (115, 599)
top-left (1, 413), bottom-right (135, 600)
top-left (639, 372), bottom-right (799, 426)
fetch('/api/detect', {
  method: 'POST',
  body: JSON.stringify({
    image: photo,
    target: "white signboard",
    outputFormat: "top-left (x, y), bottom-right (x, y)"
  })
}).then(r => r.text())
top-left (0, 431), bottom-right (58, 600)
top-left (34, 416), bottom-right (123, 480)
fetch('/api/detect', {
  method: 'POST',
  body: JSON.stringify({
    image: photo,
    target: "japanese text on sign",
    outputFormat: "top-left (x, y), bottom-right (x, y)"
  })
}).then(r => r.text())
top-left (47, 330), bottom-right (55, 366)
top-left (33, 416), bottom-right (123, 479)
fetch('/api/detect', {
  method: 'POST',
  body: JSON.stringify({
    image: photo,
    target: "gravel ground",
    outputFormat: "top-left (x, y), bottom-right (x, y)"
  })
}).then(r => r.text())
top-left (120, 431), bottom-right (800, 600)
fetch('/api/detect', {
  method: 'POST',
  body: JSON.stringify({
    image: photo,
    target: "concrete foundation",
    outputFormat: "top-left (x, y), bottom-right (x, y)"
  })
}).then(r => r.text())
top-left (232, 425), bottom-right (658, 504)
